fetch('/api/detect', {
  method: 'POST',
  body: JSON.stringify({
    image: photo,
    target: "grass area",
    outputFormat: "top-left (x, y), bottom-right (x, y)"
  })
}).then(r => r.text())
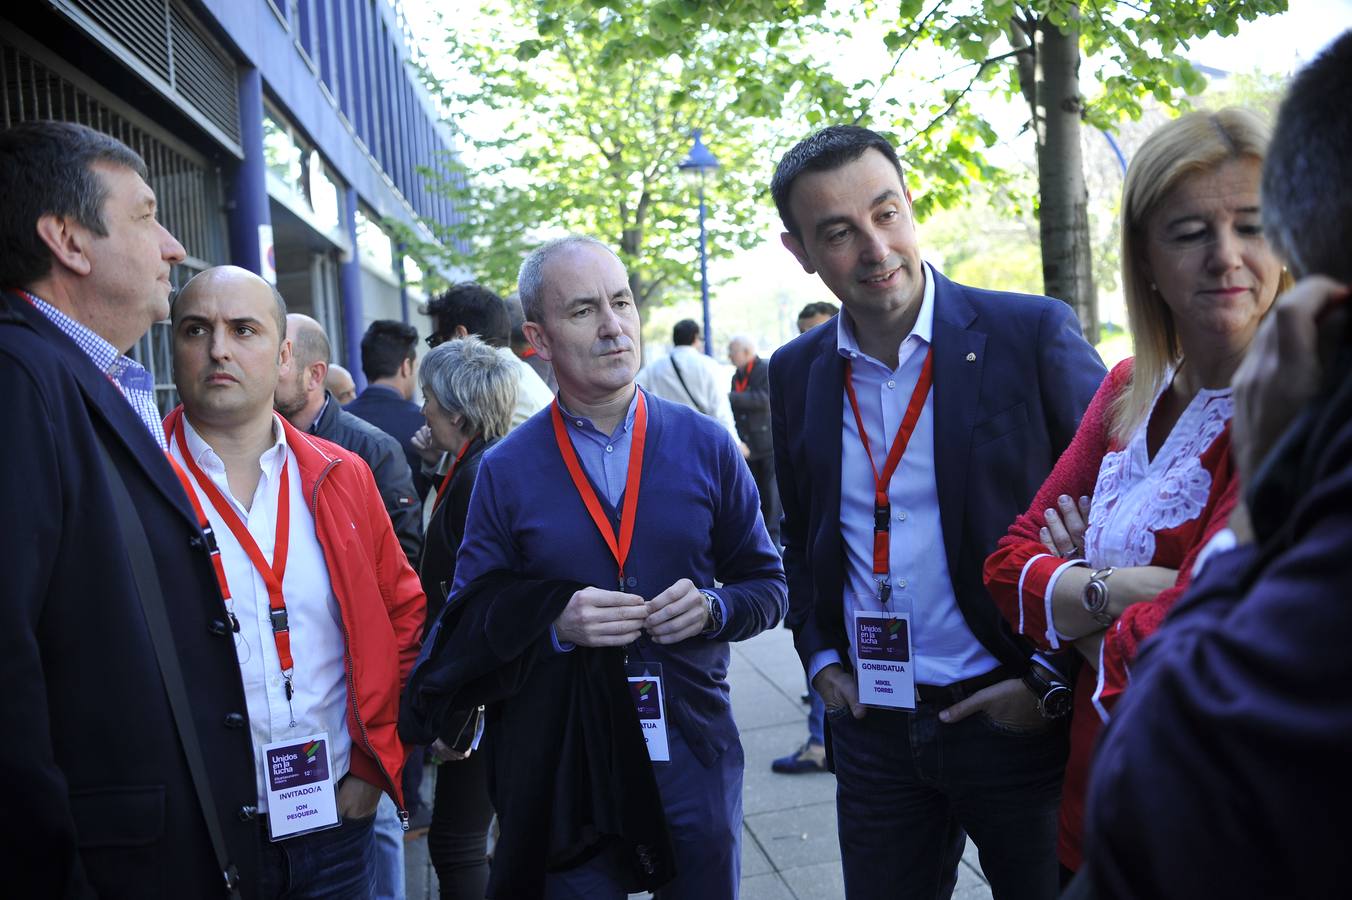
top-left (1095, 331), bottom-right (1133, 369)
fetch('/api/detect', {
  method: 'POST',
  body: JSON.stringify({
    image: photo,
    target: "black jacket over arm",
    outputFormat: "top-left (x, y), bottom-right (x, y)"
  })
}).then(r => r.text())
top-left (400, 571), bottom-right (676, 899)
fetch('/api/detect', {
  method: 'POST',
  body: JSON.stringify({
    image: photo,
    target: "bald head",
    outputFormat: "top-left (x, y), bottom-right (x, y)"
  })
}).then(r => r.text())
top-left (326, 363), bottom-right (357, 404)
top-left (287, 314), bottom-right (332, 368)
top-left (174, 265), bottom-right (287, 340)
top-left (275, 314), bottom-right (336, 427)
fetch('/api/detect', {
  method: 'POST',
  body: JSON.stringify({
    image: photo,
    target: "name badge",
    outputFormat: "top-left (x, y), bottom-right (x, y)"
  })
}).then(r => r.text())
top-left (855, 611), bottom-right (916, 710)
top-left (263, 732), bottom-right (340, 841)
top-left (626, 662), bottom-right (670, 763)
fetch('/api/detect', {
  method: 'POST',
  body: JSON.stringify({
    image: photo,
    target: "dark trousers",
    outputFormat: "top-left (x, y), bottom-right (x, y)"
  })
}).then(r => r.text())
top-left (830, 698), bottom-right (1066, 900)
top-left (747, 455), bottom-right (780, 546)
top-left (257, 812), bottom-right (377, 900)
top-left (429, 749), bottom-right (494, 900)
top-left (543, 727), bottom-right (743, 899)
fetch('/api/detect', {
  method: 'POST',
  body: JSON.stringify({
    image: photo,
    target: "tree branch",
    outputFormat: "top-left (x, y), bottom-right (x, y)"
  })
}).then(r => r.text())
top-left (854, 0), bottom-right (950, 123)
top-left (904, 47), bottom-right (1026, 144)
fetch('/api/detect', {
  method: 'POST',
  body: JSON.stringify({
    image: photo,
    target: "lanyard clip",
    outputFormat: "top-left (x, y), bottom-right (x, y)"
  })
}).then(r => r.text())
top-left (876, 578), bottom-right (892, 607)
top-left (874, 501), bottom-right (891, 534)
top-left (269, 606), bottom-right (289, 634)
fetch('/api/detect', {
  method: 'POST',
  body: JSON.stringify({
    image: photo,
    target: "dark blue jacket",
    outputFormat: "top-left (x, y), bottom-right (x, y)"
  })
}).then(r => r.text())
top-left (345, 383), bottom-right (432, 502)
top-left (0, 291), bottom-right (259, 897)
top-left (1083, 364), bottom-right (1352, 899)
top-left (769, 270), bottom-right (1105, 674)
top-left (451, 391), bottom-right (787, 766)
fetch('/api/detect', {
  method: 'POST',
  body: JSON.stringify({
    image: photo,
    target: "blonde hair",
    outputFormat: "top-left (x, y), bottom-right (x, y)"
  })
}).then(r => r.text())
top-left (1112, 107), bottom-right (1289, 442)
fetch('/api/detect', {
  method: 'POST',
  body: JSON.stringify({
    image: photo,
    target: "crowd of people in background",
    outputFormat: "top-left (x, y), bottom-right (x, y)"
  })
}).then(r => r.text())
top-left (2, 27), bottom-right (1350, 900)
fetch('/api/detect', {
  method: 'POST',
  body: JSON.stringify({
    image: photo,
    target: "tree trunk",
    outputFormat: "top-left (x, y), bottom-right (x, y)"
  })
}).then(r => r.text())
top-left (1033, 6), bottom-right (1097, 340)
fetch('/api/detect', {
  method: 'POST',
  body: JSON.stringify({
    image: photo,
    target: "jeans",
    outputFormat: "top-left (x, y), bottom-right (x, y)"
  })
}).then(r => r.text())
top-left (372, 794), bottom-right (406, 900)
top-left (830, 697), bottom-right (1066, 900)
top-left (807, 675), bottom-right (826, 746)
top-left (257, 812), bottom-right (377, 900)
top-left (544, 727), bottom-right (743, 900)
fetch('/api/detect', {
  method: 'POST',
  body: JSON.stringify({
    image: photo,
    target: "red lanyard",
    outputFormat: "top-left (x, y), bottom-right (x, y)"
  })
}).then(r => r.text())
top-left (550, 391), bottom-right (648, 586)
top-left (732, 357), bottom-right (755, 393)
top-left (431, 437), bottom-right (477, 513)
top-left (843, 348), bottom-right (934, 599)
top-left (172, 418), bottom-right (296, 683)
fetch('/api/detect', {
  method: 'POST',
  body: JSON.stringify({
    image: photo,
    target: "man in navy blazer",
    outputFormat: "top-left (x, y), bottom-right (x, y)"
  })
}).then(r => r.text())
top-left (768, 126), bottom-right (1105, 899)
top-left (0, 122), bottom-right (258, 895)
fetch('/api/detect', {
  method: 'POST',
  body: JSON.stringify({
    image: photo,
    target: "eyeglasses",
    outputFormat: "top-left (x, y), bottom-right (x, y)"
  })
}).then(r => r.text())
top-left (425, 333), bottom-right (448, 349)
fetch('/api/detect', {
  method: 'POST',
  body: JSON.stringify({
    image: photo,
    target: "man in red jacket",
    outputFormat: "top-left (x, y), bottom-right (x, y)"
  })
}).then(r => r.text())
top-left (166, 264), bottom-right (425, 896)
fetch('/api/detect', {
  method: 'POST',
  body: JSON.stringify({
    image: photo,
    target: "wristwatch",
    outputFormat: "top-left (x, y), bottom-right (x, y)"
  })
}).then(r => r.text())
top-left (1022, 665), bottom-right (1073, 719)
top-left (1081, 566), bottom-right (1117, 627)
top-left (700, 589), bottom-right (725, 635)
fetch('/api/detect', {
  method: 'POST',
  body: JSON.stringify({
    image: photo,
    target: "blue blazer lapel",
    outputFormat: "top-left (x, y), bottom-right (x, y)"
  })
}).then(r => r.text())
top-left (929, 271), bottom-right (986, 581)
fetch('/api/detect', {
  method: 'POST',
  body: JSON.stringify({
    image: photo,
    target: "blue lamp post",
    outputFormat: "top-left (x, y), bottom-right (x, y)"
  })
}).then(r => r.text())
top-left (678, 129), bottom-right (720, 356)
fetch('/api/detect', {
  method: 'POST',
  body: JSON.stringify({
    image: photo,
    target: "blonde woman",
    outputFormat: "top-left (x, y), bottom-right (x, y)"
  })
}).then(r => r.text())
top-left (983, 107), bottom-right (1289, 877)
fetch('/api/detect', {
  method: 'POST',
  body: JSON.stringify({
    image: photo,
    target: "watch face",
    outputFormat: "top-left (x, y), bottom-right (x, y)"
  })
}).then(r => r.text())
top-left (1043, 685), bottom-right (1073, 718)
top-left (1083, 580), bottom-right (1109, 616)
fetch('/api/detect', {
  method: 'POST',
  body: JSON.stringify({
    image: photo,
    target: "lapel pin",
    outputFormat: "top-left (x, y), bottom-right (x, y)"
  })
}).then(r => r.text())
top-left (965, 352), bottom-right (976, 362)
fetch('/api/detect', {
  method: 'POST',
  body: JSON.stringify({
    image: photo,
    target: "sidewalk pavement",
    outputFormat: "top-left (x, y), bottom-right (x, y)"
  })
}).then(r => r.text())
top-left (405, 625), bottom-right (996, 899)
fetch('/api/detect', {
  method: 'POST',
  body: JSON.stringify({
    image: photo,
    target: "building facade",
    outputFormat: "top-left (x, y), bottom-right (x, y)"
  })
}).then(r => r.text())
top-left (4, 0), bottom-right (459, 407)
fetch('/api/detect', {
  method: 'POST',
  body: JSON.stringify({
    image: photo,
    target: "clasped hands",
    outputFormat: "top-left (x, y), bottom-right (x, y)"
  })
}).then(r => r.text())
top-left (554, 578), bottom-right (709, 647)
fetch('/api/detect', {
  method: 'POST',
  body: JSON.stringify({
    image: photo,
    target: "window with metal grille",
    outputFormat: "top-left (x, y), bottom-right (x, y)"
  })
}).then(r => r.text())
top-left (63, 0), bottom-right (241, 150)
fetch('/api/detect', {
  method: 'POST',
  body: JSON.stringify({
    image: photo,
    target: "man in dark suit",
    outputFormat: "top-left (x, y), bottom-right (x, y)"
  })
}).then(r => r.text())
top-left (345, 319), bottom-right (432, 502)
top-left (0, 122), bottom-right (258, 895)
top-left (728, 335), bottom-right (778, 545)
top-left (768, 125), bottom-right (1105, 899)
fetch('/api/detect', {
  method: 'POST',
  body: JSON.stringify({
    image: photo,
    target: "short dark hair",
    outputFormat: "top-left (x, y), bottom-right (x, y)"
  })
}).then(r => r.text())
top-left (770, 125), bottom-right (906, 238)
top-left (424, 282), bottom-right (510, 347)
top-left (0, 121), bottom-right (149, 290)
top-left (672, 319), bottom-right (700, 346)
top-left (797, 300), bottom-right (839, 320)
top-left (1263, 32), bottom-right (1352, 281)
top-left (361, 319), bottom-right (418, 381)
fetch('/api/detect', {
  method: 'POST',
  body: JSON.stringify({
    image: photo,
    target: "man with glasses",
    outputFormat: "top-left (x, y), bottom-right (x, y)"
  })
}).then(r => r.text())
top-left (423, 282), bottom-right (553, 428)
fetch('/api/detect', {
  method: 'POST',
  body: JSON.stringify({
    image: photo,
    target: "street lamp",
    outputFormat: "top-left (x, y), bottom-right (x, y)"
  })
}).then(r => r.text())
top-left (678, 129), bottom-right (719, 356)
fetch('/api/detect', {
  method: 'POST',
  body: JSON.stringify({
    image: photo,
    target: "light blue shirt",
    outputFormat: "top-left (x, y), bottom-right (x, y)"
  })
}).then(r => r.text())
top-left (548, 386), bottom-right (727, 649)
top-left (555, 389), bottom-right (640, 508)
top-left (23, 290), bottom-right (167, 450)
top-left (810, 263), bottom-right (1000, 687)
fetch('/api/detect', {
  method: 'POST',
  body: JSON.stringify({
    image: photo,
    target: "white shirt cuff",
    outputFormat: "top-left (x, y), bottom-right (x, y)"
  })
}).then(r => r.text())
top-left (1045, 558), bottom-right (1090, 648)
top-left (808, 649), bottom-right (843, 684)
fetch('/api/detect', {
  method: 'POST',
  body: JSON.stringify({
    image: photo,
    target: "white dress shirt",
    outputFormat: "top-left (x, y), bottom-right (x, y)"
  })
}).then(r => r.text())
top-left (636, 344), bottom-right (738, 438)
top-left (810, 263), bottom-right (1000, 687)
top-left (170, 414), bottom-right (351, 811)
top-left (500, 346), bottom-right (554, 428)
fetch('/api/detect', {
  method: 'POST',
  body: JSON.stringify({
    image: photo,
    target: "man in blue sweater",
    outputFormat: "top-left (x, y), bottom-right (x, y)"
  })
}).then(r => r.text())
top-left (451, 235), bottom-right (787, 898)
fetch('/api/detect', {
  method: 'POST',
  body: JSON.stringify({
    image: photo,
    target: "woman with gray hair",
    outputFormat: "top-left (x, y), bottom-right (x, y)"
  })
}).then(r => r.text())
top-left (416, 334), bottom-right (516, 900)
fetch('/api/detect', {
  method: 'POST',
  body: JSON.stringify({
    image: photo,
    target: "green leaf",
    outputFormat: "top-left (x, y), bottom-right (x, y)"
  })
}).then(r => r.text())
top-left (514, 39), bottom-right (543, 61)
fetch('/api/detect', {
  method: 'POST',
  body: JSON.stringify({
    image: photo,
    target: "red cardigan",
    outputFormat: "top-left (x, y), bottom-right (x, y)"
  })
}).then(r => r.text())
top-left (983, 359), bottom-right (1239, 870)
top-left (164, 407), bottom-right (425, 809)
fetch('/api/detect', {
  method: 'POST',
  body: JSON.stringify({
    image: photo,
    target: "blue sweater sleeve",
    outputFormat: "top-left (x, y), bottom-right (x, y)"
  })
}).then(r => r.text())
top-left (705, 428), bottom-right (787, 642)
